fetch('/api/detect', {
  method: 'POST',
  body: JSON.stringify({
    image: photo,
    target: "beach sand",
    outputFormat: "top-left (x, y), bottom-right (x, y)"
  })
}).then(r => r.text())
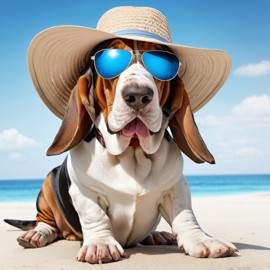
top-left (0, 194), bottom-right (269, 270)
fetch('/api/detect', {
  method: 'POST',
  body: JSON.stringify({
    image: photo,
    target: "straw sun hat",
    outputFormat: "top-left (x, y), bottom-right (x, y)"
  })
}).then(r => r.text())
top-left (28, 6), bottom-right (231, 119)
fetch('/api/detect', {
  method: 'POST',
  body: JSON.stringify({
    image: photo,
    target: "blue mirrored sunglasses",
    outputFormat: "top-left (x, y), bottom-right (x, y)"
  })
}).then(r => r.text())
top-left (91, 49), bottom-right (180, 81)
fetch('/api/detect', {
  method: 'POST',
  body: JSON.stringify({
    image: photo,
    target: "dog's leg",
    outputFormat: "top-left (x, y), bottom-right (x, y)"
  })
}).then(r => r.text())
top-left (17, 222), bottom-right (58, 248)
top-left (69, 185), bottom-right (125, 264)
top-left (159, 177), bottom-right (238, 258)
top-left (16, 174), bottom-right (59, 248)
top-left (16, 171), bottom-right (79, 248)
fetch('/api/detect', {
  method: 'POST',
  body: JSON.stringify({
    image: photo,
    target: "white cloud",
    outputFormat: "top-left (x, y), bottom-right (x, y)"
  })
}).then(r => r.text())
top-left (230, 95), bottom-right (270, 128)
top-left (232, 95), bottom-right (270, 116)
top-left (196, 115), bottom-right (220, 127)
top-left (216, 137), bottom-right (249, 148)
top-left (196, 115), bottom-right (231, 127)
top-left (195, 96), bottom-right (270, 162)
top-left (197, 95), bottom-right (270, 128)
top-left (9, 152), bottom-right (26, 161)
top-left (0, 128), bottom-right (41, 151)
top-left (212, 136), bottom-right (263, 161)
top-left (235, 147), bottom-right (263, 158)
top-left (234, 60), bottom-right (270, 78)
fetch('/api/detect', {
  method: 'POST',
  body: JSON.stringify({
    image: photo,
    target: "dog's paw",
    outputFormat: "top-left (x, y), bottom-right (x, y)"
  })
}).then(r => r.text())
top-left (141, 231), bottom-right (177, 245)
top-left (17, 223), bottom-right (58, 248)
top-left (17, 230), bottom-right (56, 248)
top-left (77, 238), bottom-right (126, 264)
top-left (17, 230), bottom-right (46, 248)
top-left (181, 237), bottom-right (238, 258)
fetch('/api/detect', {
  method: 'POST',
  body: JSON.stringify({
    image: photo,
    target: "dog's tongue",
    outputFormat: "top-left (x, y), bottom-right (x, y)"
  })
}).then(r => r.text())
top-left (122, 119), bottom-right (150, 138)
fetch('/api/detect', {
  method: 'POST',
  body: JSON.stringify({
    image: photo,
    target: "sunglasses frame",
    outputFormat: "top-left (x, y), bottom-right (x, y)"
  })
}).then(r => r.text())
top-left (91, 49), bottom-right (180, 81)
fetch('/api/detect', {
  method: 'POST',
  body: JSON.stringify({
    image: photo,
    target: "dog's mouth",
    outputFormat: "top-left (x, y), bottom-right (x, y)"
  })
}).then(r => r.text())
top-left (121, 118), bottom-right (150, 139)
top-left (106, 117), bottom-right (161, 147)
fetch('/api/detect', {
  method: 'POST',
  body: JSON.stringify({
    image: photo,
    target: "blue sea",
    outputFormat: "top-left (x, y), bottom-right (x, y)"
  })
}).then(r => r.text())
top-left (0, 175), bottom-right (270, 202)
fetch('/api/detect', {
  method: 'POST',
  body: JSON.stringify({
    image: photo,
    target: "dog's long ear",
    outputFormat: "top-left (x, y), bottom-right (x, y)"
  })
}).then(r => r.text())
top-left (168, 77), bottom-right (215, 164)
top-left (47, 75), bottom-right (95, 156)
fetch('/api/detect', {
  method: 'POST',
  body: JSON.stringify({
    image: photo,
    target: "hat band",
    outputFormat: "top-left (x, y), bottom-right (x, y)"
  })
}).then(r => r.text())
top-left (112, 29), bottom-right (169, 43)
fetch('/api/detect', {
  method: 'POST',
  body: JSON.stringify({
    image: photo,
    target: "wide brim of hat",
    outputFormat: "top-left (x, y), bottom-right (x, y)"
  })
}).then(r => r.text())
top-left (28, 26), bottom-right (231, 119)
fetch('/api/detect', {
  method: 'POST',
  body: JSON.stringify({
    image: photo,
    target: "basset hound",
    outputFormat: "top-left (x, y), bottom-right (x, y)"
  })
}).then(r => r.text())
top-left (5, 38), bottom-right (237, 264)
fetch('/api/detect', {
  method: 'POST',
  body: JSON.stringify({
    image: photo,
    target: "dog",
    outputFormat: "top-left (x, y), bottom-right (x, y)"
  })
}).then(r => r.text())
top-left (5, 38), bottom-right (237, 264)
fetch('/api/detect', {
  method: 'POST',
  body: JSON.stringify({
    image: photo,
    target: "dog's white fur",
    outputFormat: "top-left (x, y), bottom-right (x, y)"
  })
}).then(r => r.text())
top-left (107, 61), bottom-right (164, 155)
top-left (18, 46), bottom-right (237, 262)
top-left (108, 62), bottom-right (162, 134)
top-left (67, 58), bottom-right (237, 260)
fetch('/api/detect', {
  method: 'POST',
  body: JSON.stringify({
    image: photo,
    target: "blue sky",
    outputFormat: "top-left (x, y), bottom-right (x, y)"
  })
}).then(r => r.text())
top-left (0, 0), bottom-right (269, 179)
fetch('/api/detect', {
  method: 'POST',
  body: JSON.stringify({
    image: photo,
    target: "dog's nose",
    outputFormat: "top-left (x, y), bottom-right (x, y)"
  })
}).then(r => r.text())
top-left (123, 86), bottom-right (154, 110)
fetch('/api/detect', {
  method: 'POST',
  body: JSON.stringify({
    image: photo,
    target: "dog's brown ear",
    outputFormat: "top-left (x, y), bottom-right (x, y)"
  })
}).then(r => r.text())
top-left (168, 77), bottom-right (215, 164)
top-left (47, 75), bottom-right (95, 156)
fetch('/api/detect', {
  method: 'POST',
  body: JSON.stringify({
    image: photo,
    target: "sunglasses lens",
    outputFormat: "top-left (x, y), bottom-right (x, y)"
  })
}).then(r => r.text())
top-left (94, 49), bottom-right (131, 79)
top-left (142, 51), bottom-right (179, 80)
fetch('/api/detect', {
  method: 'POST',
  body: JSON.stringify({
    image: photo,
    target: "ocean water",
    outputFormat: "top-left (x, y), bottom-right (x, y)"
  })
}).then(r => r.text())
top-left (0, 175), bottom-right (270, 202)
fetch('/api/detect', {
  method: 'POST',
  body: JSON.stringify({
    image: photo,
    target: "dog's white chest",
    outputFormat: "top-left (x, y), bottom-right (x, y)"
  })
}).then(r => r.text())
top-left (67, 137), bottom-right (182, 246)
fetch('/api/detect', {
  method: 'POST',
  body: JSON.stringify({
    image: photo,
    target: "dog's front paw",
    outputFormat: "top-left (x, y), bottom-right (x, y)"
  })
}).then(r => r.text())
top-left (181, 237), bottom-right (238, 258)
top-left (77, 238), bottom-right (126, 264)
top-left (17, 230), bottom-right (44, 248)
top-left (17, 223), bottom-right (58, 248)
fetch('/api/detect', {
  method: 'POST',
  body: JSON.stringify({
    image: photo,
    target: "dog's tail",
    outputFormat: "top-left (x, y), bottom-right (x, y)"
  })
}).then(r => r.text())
top-left (4, 219), bottom-right (36, 231)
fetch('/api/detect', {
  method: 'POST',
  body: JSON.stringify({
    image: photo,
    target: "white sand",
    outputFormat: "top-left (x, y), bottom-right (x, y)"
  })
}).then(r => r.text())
top-left (1, 193), bottom-right (270, 270)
